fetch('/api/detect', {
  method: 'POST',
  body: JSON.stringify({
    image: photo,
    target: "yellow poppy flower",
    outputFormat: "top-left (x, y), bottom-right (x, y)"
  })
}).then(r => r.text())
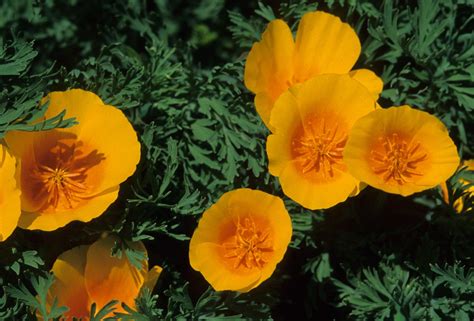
top-left (267, 74), bottom-right (377, 210)
top-left (244, 11), bottom-right (383, 129)
top-left (189, 188), bottom-right (292, 292)
top-left (440, 160), bottom-right (474, 213)
top-left (47, 235), bottom-right (162, 319)
top-left (0, 144), bottom-right (21, 241)
top-left (5, 89), bottom-right (141, 231)
top-left (344, 105), bottom-right (460, 196)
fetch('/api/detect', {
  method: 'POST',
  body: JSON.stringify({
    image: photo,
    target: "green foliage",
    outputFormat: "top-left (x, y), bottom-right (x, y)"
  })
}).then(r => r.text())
top-left (5, 273), bottom-right (68, 320)
top-left (335, 261), bottom-right (474, 321)
top-left (0, 35), bottom-right (75, 138)
top-left (0, 0), bottom-right (473, 320)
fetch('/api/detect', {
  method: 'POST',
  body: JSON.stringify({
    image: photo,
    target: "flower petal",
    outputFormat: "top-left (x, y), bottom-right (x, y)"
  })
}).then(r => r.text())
top-left (190, 242), bottom-right (262, 292)
top-left (84, 236), bottom-right (148, 312)
top-left (18, 186), bottom-right (119, 231)
top-left (244, 19), bottom-right (295, 127)
top-left (279, 160), bottom-right (358, 210)
top-left (141, 265), bottom-right (163, 294)
top-left (349, 69), bottom-right (384, 99)
top-left (73, 103), bottom-right (141, 192)
top-left (244, 19), bottom-right (294, 95)
top-left (0, 145), bottom-right (21, 242)
top-left (254, 92), bottom-right (274, 131)
top-left (49, 245), bottom-right (90, 319)
top-left (293, 11), bottom-right (360, 82)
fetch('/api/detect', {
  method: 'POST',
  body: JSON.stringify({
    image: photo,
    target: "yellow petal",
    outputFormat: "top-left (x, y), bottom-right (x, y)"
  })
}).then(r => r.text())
top-left (279, 160), bottom-right (358, 210)
top-left (349, 69), bottom-right (384, 99)
top-left (254, 92), bottom-right (274, 131)
top-left (18, 186), bottom-right (119, 231)
top-left (244, 19), bottom-right (294, 95)
top-left (0, 145), bottom-right (21, 242)
top-left (191, 242), bottom-right (262, 292)
top-left (42, 89), bottom-right (104, 130)
top-left (84, 235), bottom-right (148, 312)
top-left (49, 245), bottom-right (91, 319)
top-left (294, 74), bottom-right (376, 126)
top-left (73, 103), bottom-right (141, 192)
top-left (293, 11), bottom-right (360, 82)
top-left (267, 90), bottom-right (301, 175)
top-left (244, 19), bottom-right (295, 128)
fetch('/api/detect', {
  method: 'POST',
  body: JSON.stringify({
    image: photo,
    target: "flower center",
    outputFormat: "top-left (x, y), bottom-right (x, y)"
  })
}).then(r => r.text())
top-left (291, 115), bottom-right (347, 180)
top-left (33, 164), bottom-right (88, 209)
top-left (222, 216), bottom-right (273, 269)
top-left (23, 137), bottom-right (105, 212)
top-left (370, 133), bottom-right (428, 184)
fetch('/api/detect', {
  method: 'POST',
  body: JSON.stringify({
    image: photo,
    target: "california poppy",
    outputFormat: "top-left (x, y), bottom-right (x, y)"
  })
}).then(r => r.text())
top-left (344, 105), bottom-right (460, 196)
top-left (0, 144), bottom-right (21, 241)
top-left (5, 89), bottom-right (140, 231)
top-left (244, 11), bottom-right (383, 130)
top-left (47, 235), bottom-right (162, 319)
top-left (189, 188), bottom-right (292, 292)
top-left (267, 74), bottom-right (377, 209)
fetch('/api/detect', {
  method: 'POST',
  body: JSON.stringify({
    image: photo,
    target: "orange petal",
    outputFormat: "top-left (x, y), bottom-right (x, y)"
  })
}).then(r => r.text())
top-left (190, 242), bottom-right (262, 292)
top-left (254, 92), bottom-right (274, 131)
top-left (244, 19), bottom-right (295, 128)
top-left (244, 19), bottom-right (294, 95)
top-left (279, 160), bottom-right (358, 209)
top-left (49, 245), bottom-right (90, 319)
top-left (42, 89), bottom-right (104, 131)
top-left (349, 69), bottom-right (384, 99)
top-left (18, 186), bottom-right (119, 231)
top-left (293, 11), bottom-right (360, 82)
top-left (267, 90), bottom-right (301, 175)
top-left (73, 104), bottom-right (141, 192)
top-left (293, 74), bottom-right (376, 126)
top-left (0, 145), bottom-right (21, 241)
top-left (84, 235), bottom-right (148, 313)
top-left (141, 265), bottom-right (163, 294)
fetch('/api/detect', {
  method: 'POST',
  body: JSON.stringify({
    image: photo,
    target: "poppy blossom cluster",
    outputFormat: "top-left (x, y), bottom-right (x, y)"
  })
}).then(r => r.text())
top-left (0, 89), bottom-right (160, 315)
top-left (243, 10), bottom-right (460, 211)
top-left (0, 8), bottom-right (466, 313)
top-left (189, 9), bottom-right (462, 294)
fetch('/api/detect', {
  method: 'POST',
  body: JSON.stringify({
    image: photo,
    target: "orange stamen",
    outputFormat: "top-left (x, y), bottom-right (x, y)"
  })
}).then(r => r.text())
top-left (370, 133), bottom-right (427, 184)
top-left (222, 216), bottom-right (273, 269)
top-left (292, 116), bottom-right (347, 179)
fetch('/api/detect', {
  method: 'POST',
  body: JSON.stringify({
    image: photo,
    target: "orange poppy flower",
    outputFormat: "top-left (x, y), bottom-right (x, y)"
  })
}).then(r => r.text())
top-left (189, 188), bottom-right (292, 292)
top-left (244, 11), bottom-right (383, 130)
top-left (266, 74), bottom-right (377, 210)
top-left (0, 144), bottom-right (21, 241)
top-left (47, 235), bottom-right (162, 320)
top-left (440, 160), bottom-right (474, 213)
top-left (5, 89), bottom-right (140, 231)
top-left (344, 105), bottom-right (460, 196)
